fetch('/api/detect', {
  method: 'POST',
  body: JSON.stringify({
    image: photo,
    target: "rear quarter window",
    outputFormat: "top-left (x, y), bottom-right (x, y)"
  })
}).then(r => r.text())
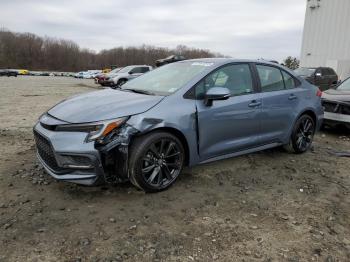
top-left (282, 71), bottom-right (295, 89)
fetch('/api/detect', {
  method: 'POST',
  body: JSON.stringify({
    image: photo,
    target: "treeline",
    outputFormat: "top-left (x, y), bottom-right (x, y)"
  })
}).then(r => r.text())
top-left (0, 29), bottom-right (222, 71)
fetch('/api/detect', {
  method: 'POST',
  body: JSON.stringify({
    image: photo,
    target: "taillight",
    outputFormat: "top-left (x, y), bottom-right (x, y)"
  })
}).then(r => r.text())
top-left (316, 89), bottom-right (322, 97)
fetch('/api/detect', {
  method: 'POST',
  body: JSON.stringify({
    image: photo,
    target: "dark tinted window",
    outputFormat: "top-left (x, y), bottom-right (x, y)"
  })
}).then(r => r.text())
top-left (140, 67), bottom-right (150, 73)
top-left (196, 64), bottom-right (253, 98)
top-left (130, 67), bottom-right (149, 74)
top-left (130, 67), bottom-right (143, 74)
top-left (282, 71), bottom-right (295, 89)
top-left (321, 68), bottom-right (329, 75)
top-left (256, 65), bottom-right (284, 92)
top-left (326, 68), bottom-right (336, 75)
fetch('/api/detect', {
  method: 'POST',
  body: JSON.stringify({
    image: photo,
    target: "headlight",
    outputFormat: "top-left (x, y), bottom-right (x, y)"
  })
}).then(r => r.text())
top-left (55, 117), bottom-right (128, 142)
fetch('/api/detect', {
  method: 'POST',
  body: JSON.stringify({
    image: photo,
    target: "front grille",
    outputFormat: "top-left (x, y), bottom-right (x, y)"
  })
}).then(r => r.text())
top-left (34, 131), bottom-right (60, 171)
top-left (322, 101), bottom-right (350, 115)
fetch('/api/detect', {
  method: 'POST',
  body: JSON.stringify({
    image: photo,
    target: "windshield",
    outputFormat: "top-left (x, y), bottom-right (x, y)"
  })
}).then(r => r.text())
top-left (294, 67), bottom-right (315, 77)
top-left (121, 62), bottom-right (213, 95)
top-left (337, 78), bottom-right (350, 91)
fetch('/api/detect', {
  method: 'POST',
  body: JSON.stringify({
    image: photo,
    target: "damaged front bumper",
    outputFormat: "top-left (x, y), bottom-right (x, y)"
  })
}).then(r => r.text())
top-left (33, 122), bottom-right (138, 185)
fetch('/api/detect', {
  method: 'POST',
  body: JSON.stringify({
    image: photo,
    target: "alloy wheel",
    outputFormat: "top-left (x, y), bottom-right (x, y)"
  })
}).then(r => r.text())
top-left (295, 117), bottom-right (315, 151)
top-left (141, 139), bottom-right (183, 188)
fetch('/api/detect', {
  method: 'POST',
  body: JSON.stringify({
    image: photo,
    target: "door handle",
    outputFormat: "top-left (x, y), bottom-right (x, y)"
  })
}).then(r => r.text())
top-left (248, 100), bottom-right (261, 107)
top-left (288, 94), bottom-right (298, 100)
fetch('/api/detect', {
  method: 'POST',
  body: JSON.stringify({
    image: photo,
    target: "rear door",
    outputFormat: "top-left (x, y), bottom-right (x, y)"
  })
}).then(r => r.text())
top-left (195, 63), bottom-right (262, 160)
top-left (256, 64), bottom-right (304, 144)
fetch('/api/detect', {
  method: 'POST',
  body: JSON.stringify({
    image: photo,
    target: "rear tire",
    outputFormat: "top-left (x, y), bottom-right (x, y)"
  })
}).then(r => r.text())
top-left (284, 114), bottom-right (315, 154)
top-left (129, 132), bottom-right (185, 193)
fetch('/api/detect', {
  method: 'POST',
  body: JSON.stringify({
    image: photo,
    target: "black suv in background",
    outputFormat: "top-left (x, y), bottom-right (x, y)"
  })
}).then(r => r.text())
top-left (294, 67), bottom-right (338, 91)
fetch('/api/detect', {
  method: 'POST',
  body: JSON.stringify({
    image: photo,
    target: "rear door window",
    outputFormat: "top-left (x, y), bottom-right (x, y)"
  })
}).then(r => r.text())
top-left (256, 65), bottom-right (285, 92)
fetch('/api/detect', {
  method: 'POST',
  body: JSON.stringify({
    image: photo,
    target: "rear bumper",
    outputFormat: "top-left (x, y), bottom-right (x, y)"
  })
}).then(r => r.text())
top-left (33, 122), bottom-right (105, 185)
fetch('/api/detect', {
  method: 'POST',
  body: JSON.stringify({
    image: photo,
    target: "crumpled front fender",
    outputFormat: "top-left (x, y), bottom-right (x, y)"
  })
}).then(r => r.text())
top-left (97, 125), bottom-right (139, 183)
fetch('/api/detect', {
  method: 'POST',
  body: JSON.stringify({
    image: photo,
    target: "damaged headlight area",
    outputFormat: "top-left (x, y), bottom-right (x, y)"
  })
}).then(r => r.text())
top-left (55, 117), bottom-right (129, 143)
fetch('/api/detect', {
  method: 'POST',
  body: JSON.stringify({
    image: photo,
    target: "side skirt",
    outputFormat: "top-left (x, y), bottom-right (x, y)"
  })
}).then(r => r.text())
top-left (199, 142), bottom-right (282, 164)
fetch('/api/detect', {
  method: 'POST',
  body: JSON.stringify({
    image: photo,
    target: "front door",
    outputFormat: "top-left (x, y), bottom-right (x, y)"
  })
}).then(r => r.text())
top-left (195, 63), bottom-right (261, 161)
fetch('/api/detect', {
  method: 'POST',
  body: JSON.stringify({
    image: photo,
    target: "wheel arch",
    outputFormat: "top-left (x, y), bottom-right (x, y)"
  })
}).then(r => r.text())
top-left (118, 78), bottom-right (128, 83)
top-left (134, 127), bottom-right (190, 166)
top-left (298, 109), bottom-right (317, 125)
top-left (285, 108), bottom-right (318, 144)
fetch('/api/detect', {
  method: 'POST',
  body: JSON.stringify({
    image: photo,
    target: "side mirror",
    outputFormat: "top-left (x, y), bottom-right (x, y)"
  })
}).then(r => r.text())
top-left (315, 72), bottom-right (322, 78)
top-left (204, 87), bottom-right (231, 106)
top-left (129, 71), bottom-right (134, 75)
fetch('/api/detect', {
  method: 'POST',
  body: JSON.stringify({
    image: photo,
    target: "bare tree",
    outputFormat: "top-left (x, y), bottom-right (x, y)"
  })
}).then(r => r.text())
top-left (0, 29), bottom-right (223, 71)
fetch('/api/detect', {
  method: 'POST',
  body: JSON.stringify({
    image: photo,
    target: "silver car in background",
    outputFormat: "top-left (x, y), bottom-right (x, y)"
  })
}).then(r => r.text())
top-left (33, 59), bottom-right (323, 192)
top-left (110, 65), bottom-right (152, 88)
top-left (322, 77), bottom-right (350, 129)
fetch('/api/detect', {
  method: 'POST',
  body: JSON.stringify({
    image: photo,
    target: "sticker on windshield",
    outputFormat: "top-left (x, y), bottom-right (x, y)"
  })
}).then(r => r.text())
top-left (191, 62), bottom-right (214, 67)
top-left (168, 87), bottom-right (178, 93)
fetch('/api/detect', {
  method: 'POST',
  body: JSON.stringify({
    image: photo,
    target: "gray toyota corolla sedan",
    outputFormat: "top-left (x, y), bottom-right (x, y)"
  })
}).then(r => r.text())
top-left (33, 59), bottom-right (324, 192)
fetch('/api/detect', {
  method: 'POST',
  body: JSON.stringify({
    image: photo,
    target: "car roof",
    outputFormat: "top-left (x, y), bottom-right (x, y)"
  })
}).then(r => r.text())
top-left (178, 58), bottom-right (299, 73)
top-left (180, 58), bottom-right (282, 66)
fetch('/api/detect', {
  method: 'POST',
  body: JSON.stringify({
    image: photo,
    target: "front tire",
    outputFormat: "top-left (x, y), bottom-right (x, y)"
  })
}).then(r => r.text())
top-left (117, 79), bottom-right (127, 88)
top-left (285, 114), bottom-right (315, 154)
top-left (129, 132), bottom-right (185, 192)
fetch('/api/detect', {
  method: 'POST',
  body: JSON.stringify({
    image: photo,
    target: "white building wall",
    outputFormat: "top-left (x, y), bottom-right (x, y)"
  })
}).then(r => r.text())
top-left (300, 0), bottom-right (350, 80)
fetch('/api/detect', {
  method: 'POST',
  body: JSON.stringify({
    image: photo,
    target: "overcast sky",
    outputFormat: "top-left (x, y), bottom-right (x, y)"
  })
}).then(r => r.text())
top-left (0, 0), bottom-right (307, 61)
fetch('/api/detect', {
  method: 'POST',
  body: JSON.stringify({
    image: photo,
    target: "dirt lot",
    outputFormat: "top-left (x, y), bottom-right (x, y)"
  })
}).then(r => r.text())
top-left (0, 76), bottom-right (350, 262)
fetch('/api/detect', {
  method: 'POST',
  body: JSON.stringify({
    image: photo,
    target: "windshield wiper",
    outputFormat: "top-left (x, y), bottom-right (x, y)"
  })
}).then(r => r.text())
top-left (122, 88), bottom-right (155, 95)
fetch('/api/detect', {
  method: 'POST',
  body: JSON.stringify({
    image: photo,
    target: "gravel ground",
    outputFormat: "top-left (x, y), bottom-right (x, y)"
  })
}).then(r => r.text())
top-left (0, 76), bottom-right (350, 262)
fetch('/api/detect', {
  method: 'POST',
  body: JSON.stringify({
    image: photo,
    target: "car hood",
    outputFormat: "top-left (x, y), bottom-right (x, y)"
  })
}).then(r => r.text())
top-left (48, 89), bottom-right (164, 123)
top-left (322, 89), bottom-right (350, 102)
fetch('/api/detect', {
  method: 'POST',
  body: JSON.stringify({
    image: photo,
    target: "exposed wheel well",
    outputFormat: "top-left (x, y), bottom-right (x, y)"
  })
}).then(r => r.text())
top-left (135, 127), bottom-right (190, 166)
top-left (118, 78), bottom-right (128, 83)
top-left (300, 110), bottom-right (317, 125)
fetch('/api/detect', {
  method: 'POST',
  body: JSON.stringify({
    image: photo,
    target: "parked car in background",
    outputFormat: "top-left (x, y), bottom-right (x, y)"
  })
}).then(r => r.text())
top-left (33, 59), bottom-right (323, 192)
top-left (95, 67), bottom-right (122, 86)
top-left (29, 71), bottom-right (43, 76)
top-left (0, 69), bottom-right (18, 77)
top-left (322, 77), bottom-right (350, 129)
top-left (75, 70), bottom-right (102, 79)
top-left (156, 55), bottom-right (186, 67)
top-left (102, 68), bottom-right (111, 74)
top-left (17, 69), bottom-right (29, 75)
top-left (294, 67), bottom-right (338, 91)
top-left (110, 65), bottom-right (152, 88)
top-left (74, 72), bottom-right (84, 78)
